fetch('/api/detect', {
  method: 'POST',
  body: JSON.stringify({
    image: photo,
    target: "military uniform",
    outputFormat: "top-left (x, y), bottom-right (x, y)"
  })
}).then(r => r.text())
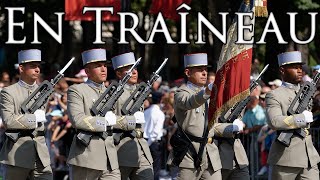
top-left (0, 49), bottom-right (52, 179)
top-left (213, 123), bottom-right (249, 180)
top-left (67, 49), bottom-right (120, 180)
top-left (167, 53), bottom-right (222, 180)
top-left (266, 51), bottom-right (320, 179)
top-left (114, 84), bottom-right (154, 179)
top-left (111, 52), bottom-right (153, 180)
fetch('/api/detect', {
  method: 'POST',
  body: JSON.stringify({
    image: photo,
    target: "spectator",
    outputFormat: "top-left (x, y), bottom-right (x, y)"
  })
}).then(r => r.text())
top-left (158, 81), bottom-right (170, 94)
top-left (312, 93), bottom-right (320, 127)
top-left (0, 71), bottom-right (10, 87)
top-left (257, 125), bottom-right (276, 175)
top-left (302, 64), bottom-right (312, 82)
top-left (0, 81), bottom-right (4, 92)
top-left (64, 69), bottom-right (87, 84)
top-left (268, 79), bottom-right (282, 90)
top-left (251, 84), bottom-right (261, 99)
top-left (251, 58), bottom-right (261, 80)
top-left (243, 96), bottom-right (267, 134)
top-left (152, 76), bottom-right (162, 92)
top-left (312, 65), bottom-right (320, 77)
top-left (207, 71), bottom-right (216, 84)
top-left (259, 86), bottom-right (271, 108)
top-left (261, 86), bottom-right (271, 95)
top-left (144, 92), bottom-right (165, 180)
top-left (51, 111), bottom-right (72, 171)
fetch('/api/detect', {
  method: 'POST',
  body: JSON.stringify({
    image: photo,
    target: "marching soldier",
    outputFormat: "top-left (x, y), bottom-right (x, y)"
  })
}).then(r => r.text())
top-left (266, 51), bottom-right (320, 179)
top-left (0, 49), bottom-right (52, 179)
top-left (111, 52), bottom-right (154, 180)
top-left (214, 118), bottom-right (249, 180)
top-left (167, 53), bottom-right (222, 179)
top-left (67, 49), bottom-right (120, 179)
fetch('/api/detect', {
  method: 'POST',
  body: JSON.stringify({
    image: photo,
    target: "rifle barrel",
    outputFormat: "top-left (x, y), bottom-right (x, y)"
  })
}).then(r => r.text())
top-left (155, 58), bottom-right (168, 74)
top-left (255, 64), bottom-right (269, 81)
top-left (59, 57), bottom-right (75, 75)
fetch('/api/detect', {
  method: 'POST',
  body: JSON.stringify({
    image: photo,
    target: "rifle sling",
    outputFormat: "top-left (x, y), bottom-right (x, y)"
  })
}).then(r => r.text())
top-left (175, 102), bottom-right (209, 169)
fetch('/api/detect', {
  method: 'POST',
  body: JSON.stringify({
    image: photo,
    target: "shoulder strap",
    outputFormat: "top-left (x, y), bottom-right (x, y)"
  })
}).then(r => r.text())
top-left (194, 102), bottom-right (209, 169)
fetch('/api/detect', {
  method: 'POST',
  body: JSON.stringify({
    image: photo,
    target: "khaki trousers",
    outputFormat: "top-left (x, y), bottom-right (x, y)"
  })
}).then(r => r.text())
top-left (2, 164), bottom-right (52, 180)
top-left (221, 166), bottom-right (249, 180)
top-left (119, 154), bottom-right (153, 180)
top-left (271, 165), bottom-right (319, 180)
top-left (177, 164), bottom-right (222, 180)
top-left (69, 165), bottom-right (121, 180)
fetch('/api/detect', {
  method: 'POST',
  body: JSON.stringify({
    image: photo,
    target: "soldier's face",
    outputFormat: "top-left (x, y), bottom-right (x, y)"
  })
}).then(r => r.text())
top-left (280, 64), bottom-right (303, 84)
top-left (185, 66), bottom-right (208, 86)
top-left (85, 62), bottom-right (107, 84)
top-left (116, 65), bottom-right (138, 84)
top-left (19, 62), bottom-right (41, 82)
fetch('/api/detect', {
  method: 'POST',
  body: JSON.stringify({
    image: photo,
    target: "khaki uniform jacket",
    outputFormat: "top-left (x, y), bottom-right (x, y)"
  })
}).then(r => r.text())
top-left (113, 84), bottom-right (153, 167)
top-left (167, 84), bottom-right (222, 170)
top-left (67, 81), bottom-right (119, 171)
top-left (213, 123), bottom-right (249, 170)
top-left (0, 81), bottom-right (50, 169)
top-left (266, 84), bottom-right (320, 168)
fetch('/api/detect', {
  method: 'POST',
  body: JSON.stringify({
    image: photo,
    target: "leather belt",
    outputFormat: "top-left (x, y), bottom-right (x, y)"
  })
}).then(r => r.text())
top-left (276, 129), bottom-right (308, 137)
top-left (113, 129), bottom-right (144, 139)
top-left (77, 129), bottom-right (112, 140)
top-left (6, 130), bottom-right (45, 138)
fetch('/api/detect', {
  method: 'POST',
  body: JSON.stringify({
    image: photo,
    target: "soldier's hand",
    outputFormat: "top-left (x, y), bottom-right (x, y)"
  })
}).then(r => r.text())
top-left (34, 110), bottom-right (46, 122)
top-left (105, 111), bottom-right (117, 126)
top-left (302, 110), bottom-right (313, 123)
top-left (233, 119), bottom-right (244, 132)
top-left (134, 111), bottom-right (145, 124)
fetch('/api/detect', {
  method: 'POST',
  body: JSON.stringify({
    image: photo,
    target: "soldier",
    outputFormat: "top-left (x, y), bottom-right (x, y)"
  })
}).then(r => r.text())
top-left (266, 51), bottom-right (320, 179)
top-left (0, 49), bottom-right (52, 179)
top-left (67, 49), bottom-right (120, 180)
top-left (111, 52), bottom-right (154, 180)
top-left (167, 53), bottom-right (222, 179)
top-left (214, 117), bottom-right (249, 180)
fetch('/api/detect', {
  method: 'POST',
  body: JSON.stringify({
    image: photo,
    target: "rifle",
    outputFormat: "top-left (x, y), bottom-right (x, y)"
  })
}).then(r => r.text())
top-left (91, 57), bottom-right (142, 116)
top-left (277, 69), bottom-right (320, 147)
top-left (76, 58), bottom-right (141, 146)
top-left (5, 57), bottom-right (75, 142)
top-left (21, 57), bottom-right (75, 114)
top-left (219, 64), bottom-right (269, 123)
top-left (121, 58), bottom-right (168, 115)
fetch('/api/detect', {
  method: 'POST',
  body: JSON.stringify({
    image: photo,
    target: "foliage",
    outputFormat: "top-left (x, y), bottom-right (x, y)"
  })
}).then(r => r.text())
top-left (293, 0), bottom-right (320, 10)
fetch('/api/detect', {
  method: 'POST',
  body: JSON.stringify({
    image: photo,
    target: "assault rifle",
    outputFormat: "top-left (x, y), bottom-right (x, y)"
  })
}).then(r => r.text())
top-left (76, 58), bottom-right (141, 146)
top-left (91, 57), bottom-right (142, 116)
top-left (21, 57), bottom-right (75, 114)
top-left (277, 69), bottom-right (320, 147)
top-left (219, 64), bottom-right (269, 123)
top-left (121, 58), bottom-right (168, 115)
top-left (6, 57), bottom-right (75, 142)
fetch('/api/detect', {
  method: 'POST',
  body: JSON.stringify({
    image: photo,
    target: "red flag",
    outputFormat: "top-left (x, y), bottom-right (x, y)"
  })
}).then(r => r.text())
top-left (208, 0), bottom-right (255, 129)
top-left (65, 0), bottom-right (121, 21)
top-left (149, 0), bottom-right (192, 21)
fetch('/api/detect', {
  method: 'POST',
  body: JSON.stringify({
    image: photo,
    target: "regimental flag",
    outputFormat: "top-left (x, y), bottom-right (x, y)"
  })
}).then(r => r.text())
top-left (65, 0), bottom-right (121, 21)
top-left (149, 0), bottom-right (192, 21)
top-left (208, 0), bottom-right (267, 129)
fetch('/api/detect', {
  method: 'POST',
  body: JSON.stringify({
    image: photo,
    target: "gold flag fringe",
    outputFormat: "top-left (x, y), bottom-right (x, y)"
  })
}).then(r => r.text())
top-left (208, 89), bottom-right (250, 130)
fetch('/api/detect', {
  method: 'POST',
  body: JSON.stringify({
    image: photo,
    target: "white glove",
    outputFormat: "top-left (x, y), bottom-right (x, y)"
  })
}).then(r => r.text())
top-left (207, 83), bottom-right (214, 91)
top-left (233, 119), bottom-right (244, 132)
top-left (105, 111), bottom-right (117, 126)
top-left (34, 110), bottom-right (46, 123)
top-left (134, 111), bottom-right (145, 124)
top-left (302, 110), bottom-right (313, 123)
